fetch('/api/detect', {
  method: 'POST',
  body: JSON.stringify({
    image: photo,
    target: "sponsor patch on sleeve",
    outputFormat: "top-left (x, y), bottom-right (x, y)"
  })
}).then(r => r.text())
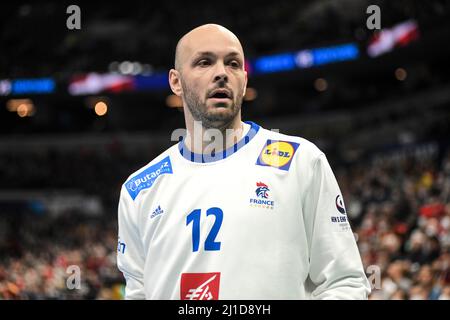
top-left (330, 194), bottom-right (351, 232)
top-left (256, 140), bottom-right (299, 171)
top-left (125, 156), bottom-right (173, 200)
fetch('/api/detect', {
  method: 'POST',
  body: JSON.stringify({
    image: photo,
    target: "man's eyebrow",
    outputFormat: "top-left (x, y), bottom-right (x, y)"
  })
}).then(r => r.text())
top-left (225, 51), bottom-right (241, 58)
top-left (192, 51), bottom-right (242, 60)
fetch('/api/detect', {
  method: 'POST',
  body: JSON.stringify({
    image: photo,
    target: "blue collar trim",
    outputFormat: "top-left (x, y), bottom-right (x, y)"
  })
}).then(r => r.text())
top-left (178, 121), bottom-right (260, 163)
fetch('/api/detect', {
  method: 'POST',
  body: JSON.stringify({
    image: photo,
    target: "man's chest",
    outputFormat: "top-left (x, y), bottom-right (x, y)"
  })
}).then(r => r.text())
top-left (136, 162), bottom-right (303, 253)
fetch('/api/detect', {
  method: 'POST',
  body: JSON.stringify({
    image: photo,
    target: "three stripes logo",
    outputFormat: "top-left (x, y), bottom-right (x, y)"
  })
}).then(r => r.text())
top-left (150, 205), bottom-right (164, 219)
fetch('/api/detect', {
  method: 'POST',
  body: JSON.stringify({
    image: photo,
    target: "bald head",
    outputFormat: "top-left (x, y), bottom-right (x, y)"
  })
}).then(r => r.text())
top-left (174, 24), bottom-right (244, 71)
top-left (168, 23), bottom-right (248, 132)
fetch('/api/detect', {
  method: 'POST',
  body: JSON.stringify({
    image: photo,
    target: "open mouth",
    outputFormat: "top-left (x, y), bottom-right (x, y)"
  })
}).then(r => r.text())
top-left (208, 89), bottom-right (232, 100)
top-left (211, 92), bottom-right (230, 99)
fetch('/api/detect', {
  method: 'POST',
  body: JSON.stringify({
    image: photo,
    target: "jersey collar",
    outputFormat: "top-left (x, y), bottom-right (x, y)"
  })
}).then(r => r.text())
top-left (178, 121), bottom-right (260, 163)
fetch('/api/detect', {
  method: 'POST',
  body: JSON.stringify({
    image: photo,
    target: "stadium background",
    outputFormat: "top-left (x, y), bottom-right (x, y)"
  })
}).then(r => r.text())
top-left (0, 0), bottom-right (449, 299)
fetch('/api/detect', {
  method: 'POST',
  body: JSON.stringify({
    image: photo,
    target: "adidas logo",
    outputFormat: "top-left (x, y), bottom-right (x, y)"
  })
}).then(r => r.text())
top-left (150, 205), bottom-right (164, 219)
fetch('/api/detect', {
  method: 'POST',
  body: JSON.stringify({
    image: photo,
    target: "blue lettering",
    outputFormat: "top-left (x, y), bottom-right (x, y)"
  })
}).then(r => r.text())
top-left (263, 149), bottom-right (290, 157)
top-left (250, 199), bottom-right (274, 206)
top-left (125, 156), bottom-right (173, 200)
top-left (117, 239), bottom-right (126, 254)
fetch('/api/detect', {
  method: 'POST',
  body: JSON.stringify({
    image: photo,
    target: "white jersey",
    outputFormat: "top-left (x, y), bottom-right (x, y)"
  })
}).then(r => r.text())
top-left (117, 121), bottom-right (371, 300)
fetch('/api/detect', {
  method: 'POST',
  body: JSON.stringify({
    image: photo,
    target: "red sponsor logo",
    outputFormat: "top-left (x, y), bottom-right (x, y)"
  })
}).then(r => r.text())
top-left (180, 272), bottom-right (220, 300)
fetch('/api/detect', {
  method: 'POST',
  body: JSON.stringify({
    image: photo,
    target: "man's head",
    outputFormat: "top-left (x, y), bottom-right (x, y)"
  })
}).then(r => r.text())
top-left (169, 24), bottom-right (247, 130)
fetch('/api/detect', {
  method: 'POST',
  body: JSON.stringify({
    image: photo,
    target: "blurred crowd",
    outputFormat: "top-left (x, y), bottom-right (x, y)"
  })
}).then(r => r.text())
top-left (0, 213), bottom-right (124, 299)
top-left (340, 147), bottom-right (450, 299)
top-left (0, 143), bottom-right (150, 299)
top-left (0, 143), bottom-right (449, 299)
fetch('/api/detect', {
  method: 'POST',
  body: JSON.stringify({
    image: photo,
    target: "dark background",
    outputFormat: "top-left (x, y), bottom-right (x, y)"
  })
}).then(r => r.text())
top-left (0, 0), bottom-right (449, 299)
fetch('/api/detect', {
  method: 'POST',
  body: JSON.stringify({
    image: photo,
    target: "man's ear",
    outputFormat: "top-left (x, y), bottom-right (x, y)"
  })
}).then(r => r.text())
top-left (169, 69), bottom-right (183, 96)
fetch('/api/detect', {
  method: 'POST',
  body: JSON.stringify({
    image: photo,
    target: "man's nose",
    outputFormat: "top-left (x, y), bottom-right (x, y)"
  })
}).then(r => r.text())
top-left (213, 63), bottom-right (228, 83)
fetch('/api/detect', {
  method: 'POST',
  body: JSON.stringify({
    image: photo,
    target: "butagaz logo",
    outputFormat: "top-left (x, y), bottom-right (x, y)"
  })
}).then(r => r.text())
top-left (127, 161), bottom-right (170, 192)
top-left (180, 272), bottom-right (220, 300)
top-left (255, 182), bottom-right (269, 198)
top-left (150, 205), bottom-right (164, 219)
top-left (250, 182), bottom-right (274, 209)
top-left (125, 156), bottom-right (173, 200)
top-left (256, 140), bottom-right (299, 171)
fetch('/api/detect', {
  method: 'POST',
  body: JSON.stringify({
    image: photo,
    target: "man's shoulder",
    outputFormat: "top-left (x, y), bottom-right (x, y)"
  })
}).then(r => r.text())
top-left (121, 143), bottom-right (179, 199)
top-left (124, 143), bottom-right (178, 181)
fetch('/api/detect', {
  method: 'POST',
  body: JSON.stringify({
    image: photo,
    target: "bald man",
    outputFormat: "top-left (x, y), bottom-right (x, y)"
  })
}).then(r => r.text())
top-left (117, 24), bottom-right (371, 300)
top-left (170, 24), bottom-right (248, 152)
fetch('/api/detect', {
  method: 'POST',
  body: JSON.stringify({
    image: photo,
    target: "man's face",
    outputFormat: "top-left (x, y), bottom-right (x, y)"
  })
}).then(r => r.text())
top-left (177, 31), bottom-right (247, 129)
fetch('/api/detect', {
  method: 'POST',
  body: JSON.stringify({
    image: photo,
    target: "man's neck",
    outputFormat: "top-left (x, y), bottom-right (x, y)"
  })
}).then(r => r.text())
top-left (184, 119), bottom-right (248, 155)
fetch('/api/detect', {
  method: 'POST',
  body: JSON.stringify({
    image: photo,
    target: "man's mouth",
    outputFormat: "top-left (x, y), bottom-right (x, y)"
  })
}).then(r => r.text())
top-left (208, 89), bottom-right (232, 102)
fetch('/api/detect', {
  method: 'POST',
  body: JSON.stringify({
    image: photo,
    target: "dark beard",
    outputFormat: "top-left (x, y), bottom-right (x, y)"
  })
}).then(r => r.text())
top-left (182, 81), bottom-right (243, 130)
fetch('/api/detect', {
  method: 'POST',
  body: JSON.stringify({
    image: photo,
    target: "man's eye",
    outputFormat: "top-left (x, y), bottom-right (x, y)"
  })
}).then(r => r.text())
top-left (229, 60), bottom-right (240, 68)
top-left (197, 59), bottom-right (211, 67)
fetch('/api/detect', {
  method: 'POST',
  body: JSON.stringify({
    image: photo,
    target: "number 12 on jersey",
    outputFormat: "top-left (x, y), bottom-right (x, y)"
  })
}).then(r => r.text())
top-left (186, 207), bottom-right (223, 252)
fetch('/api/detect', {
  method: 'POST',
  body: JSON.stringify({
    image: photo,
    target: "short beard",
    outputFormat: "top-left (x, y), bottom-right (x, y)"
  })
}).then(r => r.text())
top-left (181, 81), bottom-right (243, 130)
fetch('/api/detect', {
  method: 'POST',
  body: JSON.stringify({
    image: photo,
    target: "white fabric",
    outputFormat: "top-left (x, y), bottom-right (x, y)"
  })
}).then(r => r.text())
top-left (117, 122), bottom-right (371, 299)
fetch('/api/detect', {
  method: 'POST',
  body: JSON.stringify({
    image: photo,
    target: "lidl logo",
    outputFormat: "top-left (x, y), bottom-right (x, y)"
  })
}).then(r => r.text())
top-left (256, 140), bottom-right (299, 171)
